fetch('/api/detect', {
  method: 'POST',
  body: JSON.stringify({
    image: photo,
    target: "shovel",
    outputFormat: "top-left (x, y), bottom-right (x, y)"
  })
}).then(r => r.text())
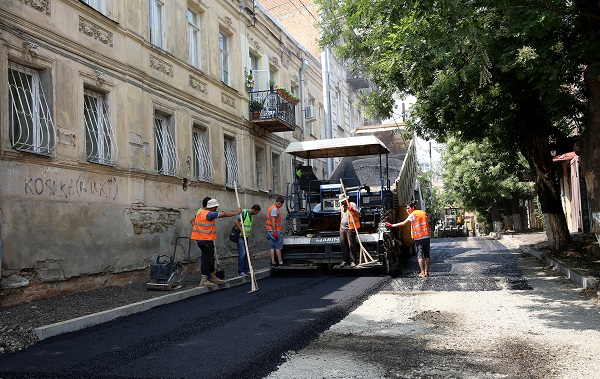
top-left (234, 181), bottom-right (259, 293)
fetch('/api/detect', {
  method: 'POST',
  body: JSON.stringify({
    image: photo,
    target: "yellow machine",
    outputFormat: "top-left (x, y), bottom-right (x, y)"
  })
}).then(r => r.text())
top-left (435, 207), bottom-right (469, 237)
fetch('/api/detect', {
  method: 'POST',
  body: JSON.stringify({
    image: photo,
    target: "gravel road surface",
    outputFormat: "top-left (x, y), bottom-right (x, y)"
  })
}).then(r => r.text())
top-left (266, 237), bottom-right (600, 379)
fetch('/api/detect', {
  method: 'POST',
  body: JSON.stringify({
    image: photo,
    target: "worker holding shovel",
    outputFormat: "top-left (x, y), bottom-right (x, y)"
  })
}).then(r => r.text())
top-left (234, 204), bottom-right (261, 276)
top-left (338, 194), bottom-right (361, 267)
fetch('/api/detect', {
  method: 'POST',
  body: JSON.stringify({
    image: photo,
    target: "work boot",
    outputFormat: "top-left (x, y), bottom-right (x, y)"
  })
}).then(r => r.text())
top-left (200, 275), bottom-right (215, 288)
top-left (210, 272), bottom-right (225, 285)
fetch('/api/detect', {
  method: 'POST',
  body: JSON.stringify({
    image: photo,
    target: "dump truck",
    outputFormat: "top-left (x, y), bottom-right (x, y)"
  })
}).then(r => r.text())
top-left (279, 132), bottom-right (420, 274)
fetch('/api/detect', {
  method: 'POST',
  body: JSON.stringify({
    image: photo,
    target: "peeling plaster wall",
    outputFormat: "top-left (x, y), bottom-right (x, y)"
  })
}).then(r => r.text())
top-left (0, 161), bottom-right (271, 289)
top-left (0, 0), bottom-right (304, 292)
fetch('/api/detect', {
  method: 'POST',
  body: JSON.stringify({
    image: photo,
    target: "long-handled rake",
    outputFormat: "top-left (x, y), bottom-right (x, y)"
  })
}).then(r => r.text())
top-left (234, 181), bottom-right (259, 293)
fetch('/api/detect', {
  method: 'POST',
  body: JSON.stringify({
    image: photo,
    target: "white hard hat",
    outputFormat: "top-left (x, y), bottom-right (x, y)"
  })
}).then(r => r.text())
top-left (206, 199), bottom-right (219, 208)
top-left (338, 194), bottom-right (348, 202)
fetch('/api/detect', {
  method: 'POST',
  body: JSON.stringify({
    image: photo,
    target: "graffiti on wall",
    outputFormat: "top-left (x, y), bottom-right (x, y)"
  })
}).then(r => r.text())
top-left (24, 176), bottom-right (118, 201)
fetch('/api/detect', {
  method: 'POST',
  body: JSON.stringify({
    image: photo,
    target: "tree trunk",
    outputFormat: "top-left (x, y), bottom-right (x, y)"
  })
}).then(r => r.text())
top-left (511, 197), bottom-right (523, 232)
top-left (489, 202), bottom-right (503, 233)
top-left (517, 99), bottom-right (571, 251)
top-left (502, 199), bottom-right (513, 231)
top-left (579, 62), bottom-right (600, 245)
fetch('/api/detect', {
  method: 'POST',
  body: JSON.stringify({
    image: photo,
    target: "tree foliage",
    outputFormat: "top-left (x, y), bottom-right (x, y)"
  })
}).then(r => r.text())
top-left (316, 0), bottom-right (598, 249)
top-left (441, 137), bottom-right (533, 216)
top-left (417, 170), bottom-right (447, 226)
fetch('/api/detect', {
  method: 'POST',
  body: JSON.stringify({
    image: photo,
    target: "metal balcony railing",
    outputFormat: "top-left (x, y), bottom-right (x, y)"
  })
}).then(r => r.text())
top-left (249, 90), bottom-right (297, 132)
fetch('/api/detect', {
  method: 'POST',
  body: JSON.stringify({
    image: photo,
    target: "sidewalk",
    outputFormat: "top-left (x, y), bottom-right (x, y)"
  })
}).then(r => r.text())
top-left (495, 230), bottom-right (599, 290)
top-left (0, 251), bottom-right (274, 354)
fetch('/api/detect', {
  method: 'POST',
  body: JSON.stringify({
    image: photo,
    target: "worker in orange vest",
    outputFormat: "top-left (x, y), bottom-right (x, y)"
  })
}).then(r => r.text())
top-left (338, 194), bottom-right (361, 267)
top-left (266, 196), bottom-right (285, 267)
top-left (191, 198), bottom-right (241, 287)
top-left (386, 201), bottom-right (431, 278)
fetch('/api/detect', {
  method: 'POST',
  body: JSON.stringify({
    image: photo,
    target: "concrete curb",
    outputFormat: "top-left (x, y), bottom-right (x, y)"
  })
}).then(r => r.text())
top-left (496, 235), bottom-right (598, 290)
top-left (32, 268), bottom-right (271, 341)
top-left (520, 246), bottom-right (597, 289)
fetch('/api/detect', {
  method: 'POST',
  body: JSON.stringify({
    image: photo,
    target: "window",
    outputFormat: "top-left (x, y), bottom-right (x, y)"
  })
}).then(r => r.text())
top-left (332, 89), bottom-right (341, 127)
top-left (149, 0), bottom-right (165, 49)
top-left (81, 0), bottom-right (105, 14)
top-left (344, 96), bottom-right (351, 132)
top-left (272, 153), bottom-right (280, 193)
top-left (249, 54), bottom-right (269, 91)
top-left (84, 89), bottom-right (117, 165)
top-left (269, 69), bottom-right (276, 88)
top-left (192, 125), bottom-right (212, 182)
top-left (224, 136), bottom-right (239, 187)
top-left (154, 113), bottom-right (179, 175)
top-left (255, 146), bottom-right (264, 189)
top-left (219, 31), bottom-right (229, 84)
top-left (309, 97), bottom-right (316, 137)
top-left (187, 8), bottom-right (201, 68)
top-left (8, 62), bottom-right (55, 155)
top-left (249, 53), bottom-right (258, 71)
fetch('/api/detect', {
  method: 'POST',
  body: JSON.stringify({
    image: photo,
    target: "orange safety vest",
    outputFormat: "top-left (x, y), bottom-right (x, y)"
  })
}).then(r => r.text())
top-left (340, 203), bottom-right (360, 230)
top-left (266, 204), bottom-right (282, 231)
top-left (190, 209), bottom-right (217, 241)
top-left (411, 210), bottom-right (431, 240)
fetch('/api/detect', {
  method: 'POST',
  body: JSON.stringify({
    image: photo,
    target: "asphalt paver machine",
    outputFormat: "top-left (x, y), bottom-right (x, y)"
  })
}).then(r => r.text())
top-left (278, 135), bottom-right (410, 274)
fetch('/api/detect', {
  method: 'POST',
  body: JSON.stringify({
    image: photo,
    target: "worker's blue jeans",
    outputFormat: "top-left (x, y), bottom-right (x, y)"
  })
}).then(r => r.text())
top-left (237, 237), bottom-right (250, 274)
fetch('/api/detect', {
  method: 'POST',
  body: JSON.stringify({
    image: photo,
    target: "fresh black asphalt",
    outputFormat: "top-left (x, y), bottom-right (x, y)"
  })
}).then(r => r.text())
top-left (0, 274), bottom-right (389, 378)
top-left (0, 237), bottom-right (536, 378)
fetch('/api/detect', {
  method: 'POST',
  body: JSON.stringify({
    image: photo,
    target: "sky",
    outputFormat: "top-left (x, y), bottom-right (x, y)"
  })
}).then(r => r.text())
top-left (382, 96), bottom-right (442, 169)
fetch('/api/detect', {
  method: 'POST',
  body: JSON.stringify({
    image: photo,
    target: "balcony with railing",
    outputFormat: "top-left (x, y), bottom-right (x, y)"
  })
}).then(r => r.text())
top-left (344, 60), bottom-right (370, 89)
top-left (249, 90), bottom-right (297, 133)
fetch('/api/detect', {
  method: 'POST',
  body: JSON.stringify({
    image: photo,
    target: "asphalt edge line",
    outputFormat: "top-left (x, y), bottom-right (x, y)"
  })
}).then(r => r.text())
top-left (496, 236), bottom-right (598, 290)
top-left (32, 268), bottom-right (271, 341)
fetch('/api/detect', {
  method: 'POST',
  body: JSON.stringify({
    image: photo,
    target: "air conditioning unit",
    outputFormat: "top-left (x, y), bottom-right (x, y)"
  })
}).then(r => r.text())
top-left (305, 105), bottom-right (316, 121)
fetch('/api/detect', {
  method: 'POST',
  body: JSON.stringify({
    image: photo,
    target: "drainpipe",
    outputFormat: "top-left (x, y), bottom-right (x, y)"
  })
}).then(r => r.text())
top-left (322, 46), bottom-right (333, 177)
top-left (300, 58), bottom-right (308, 142)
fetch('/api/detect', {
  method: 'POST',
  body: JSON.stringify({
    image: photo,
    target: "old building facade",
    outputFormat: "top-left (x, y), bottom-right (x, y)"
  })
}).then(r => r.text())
top-left (0, 0), bottom-right (340, 295)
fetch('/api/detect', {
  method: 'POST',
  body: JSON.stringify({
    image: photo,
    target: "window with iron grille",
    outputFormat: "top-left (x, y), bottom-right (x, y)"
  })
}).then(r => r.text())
top-left (219, 31), bottom-right (229, 84)
top-left (193, 126), bottom-right (212, 182)
top-left (8, 62), bottom-right (55, 155)
top-left (187, 8), bottom-right (201, 68)
top-left (149, 0), bottom-right (165, 48)
top-left (84, 89), bottom-right (117, 165)
top-left (224, 136), bottom-right (239, 187)
top-left (255, 146), bottom-right (264, 189)
top-left (272, 153), bottom-right (280, 193)
top-left (154, 113), bottom-right (179, 176)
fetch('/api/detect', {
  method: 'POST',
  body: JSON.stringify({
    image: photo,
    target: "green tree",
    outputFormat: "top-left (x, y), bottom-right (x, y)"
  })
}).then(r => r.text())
top-left (441, 137), bottom-right (533, 230)
top-left (317, 0), bottom-right (599, 250)
top-left (417, 169), bottom-right (446, 226)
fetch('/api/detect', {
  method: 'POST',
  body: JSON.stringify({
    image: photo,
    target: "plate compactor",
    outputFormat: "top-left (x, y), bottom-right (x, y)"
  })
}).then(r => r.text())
top-left (146, 237), bottom-right (187, 290)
